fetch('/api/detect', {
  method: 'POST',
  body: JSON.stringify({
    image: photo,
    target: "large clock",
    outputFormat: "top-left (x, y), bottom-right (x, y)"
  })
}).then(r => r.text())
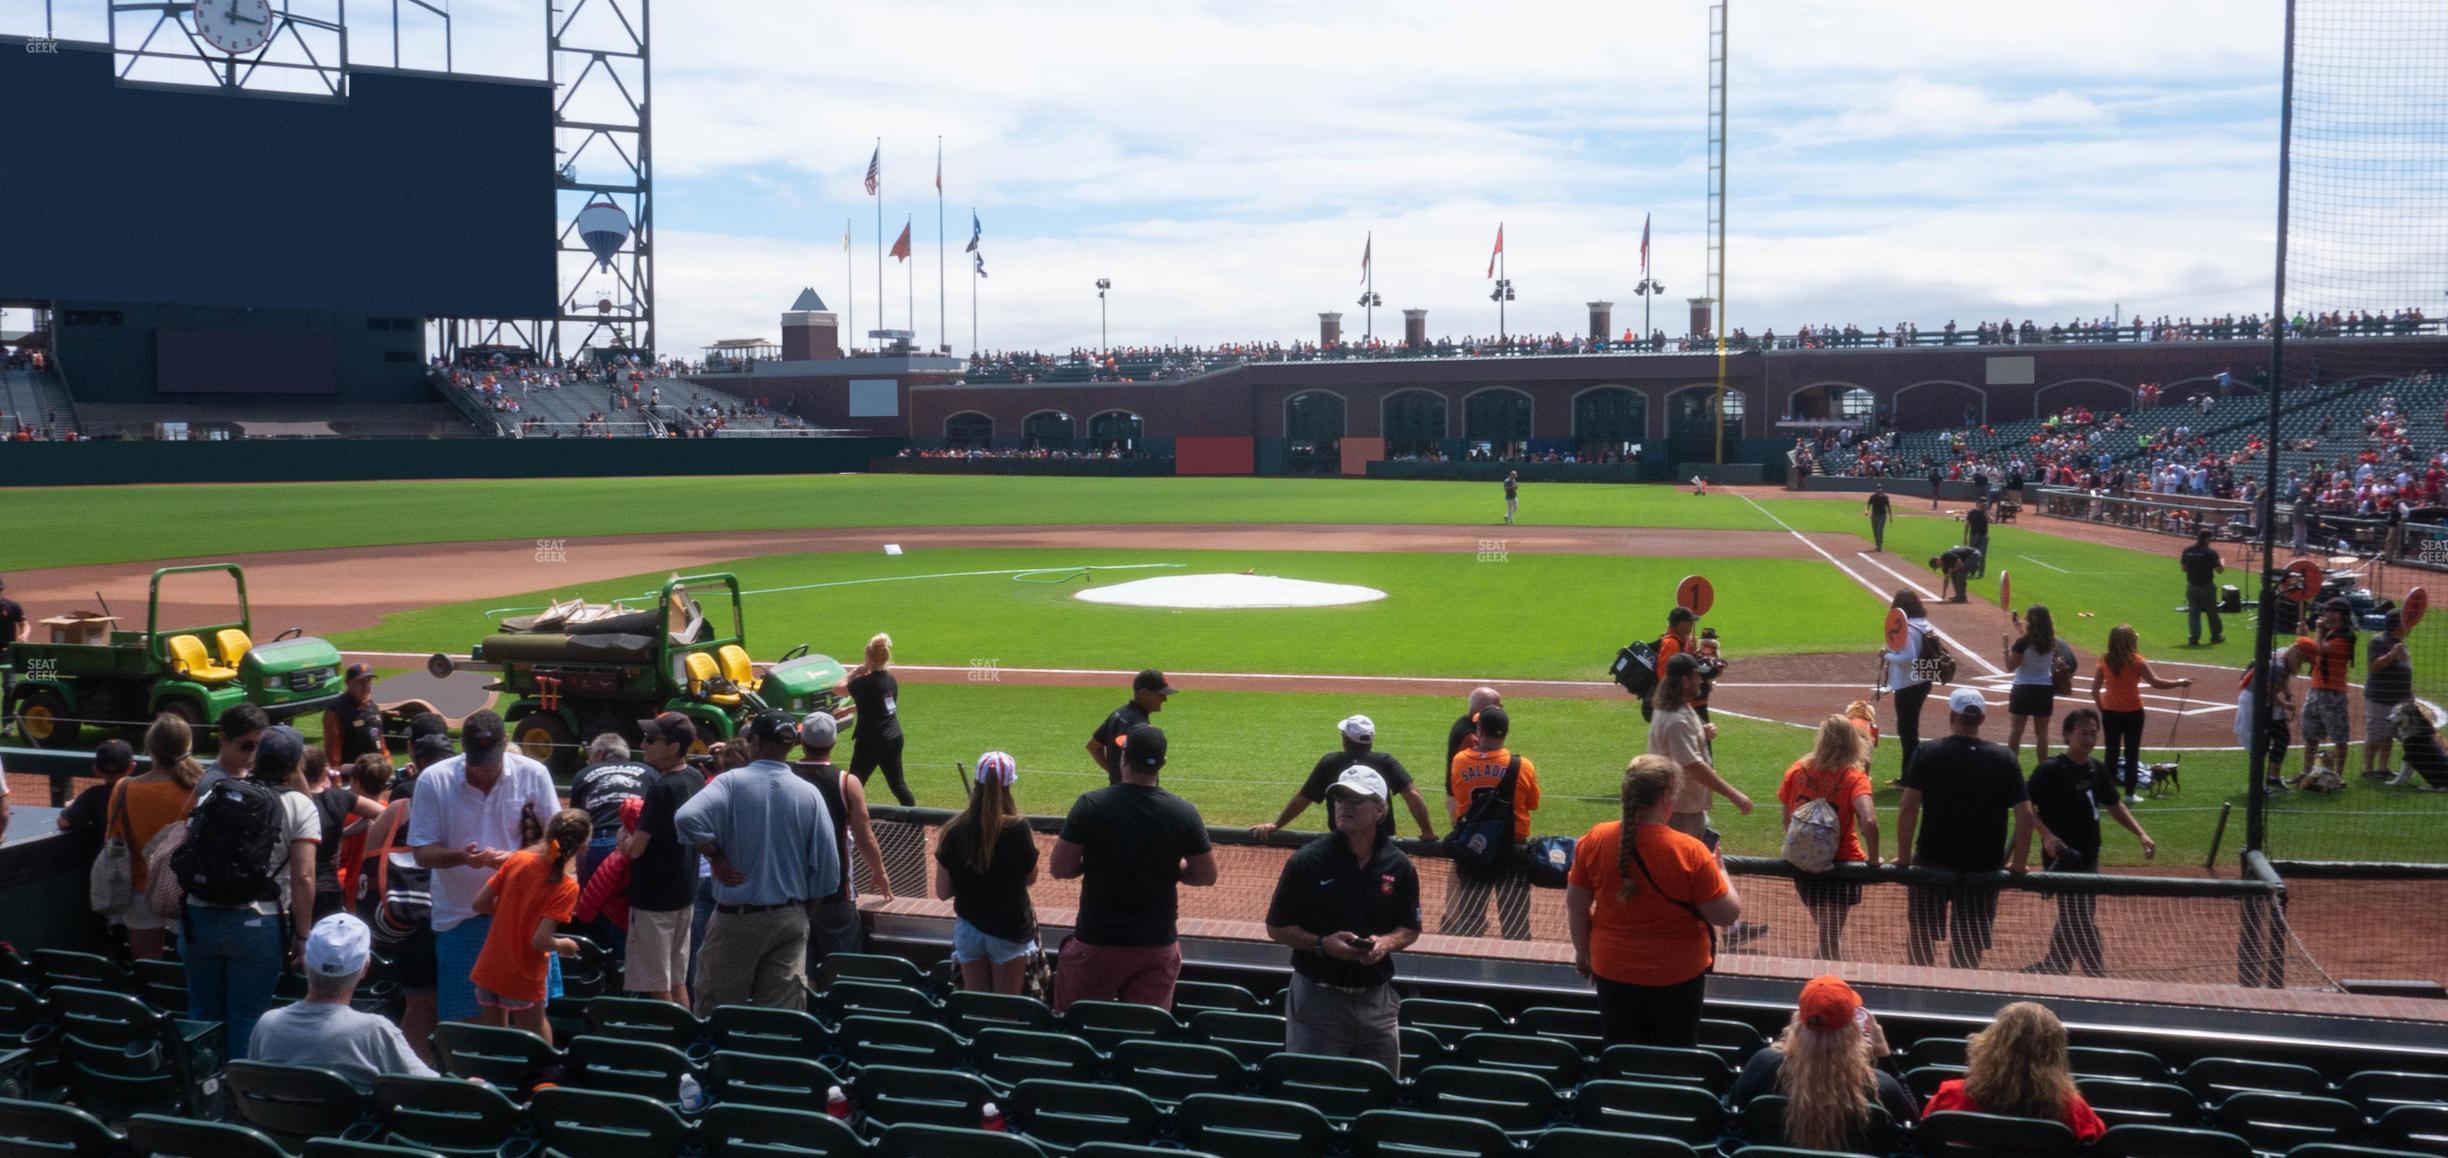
top-left (193, 0), bottom-right (275, 55)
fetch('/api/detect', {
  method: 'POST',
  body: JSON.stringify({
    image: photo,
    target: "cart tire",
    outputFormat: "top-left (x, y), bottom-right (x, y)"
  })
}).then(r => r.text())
top-left (156, 698), bottom-right (207, 734)
top-left (511, 711), bottom-right (577, 774)
top-left (17, 689), bottom-right (80, 750)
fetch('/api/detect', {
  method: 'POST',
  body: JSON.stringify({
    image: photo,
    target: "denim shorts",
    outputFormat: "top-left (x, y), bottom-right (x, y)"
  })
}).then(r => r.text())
top-left (951, 918), bottom-right (1038, 965)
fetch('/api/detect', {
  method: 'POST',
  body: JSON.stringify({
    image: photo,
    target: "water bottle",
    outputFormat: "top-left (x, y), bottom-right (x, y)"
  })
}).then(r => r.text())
top-left (678, 1073), bottom-right (707, 1114)
top-left (981, 1102), bottom-right (1006, 1132)
top-left (826, 1084), bottom-right (852, 1120)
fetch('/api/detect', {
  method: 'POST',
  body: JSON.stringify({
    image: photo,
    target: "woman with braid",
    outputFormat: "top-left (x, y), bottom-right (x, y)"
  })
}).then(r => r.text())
top-left (1566, 754), bottom-right (1742, 1047)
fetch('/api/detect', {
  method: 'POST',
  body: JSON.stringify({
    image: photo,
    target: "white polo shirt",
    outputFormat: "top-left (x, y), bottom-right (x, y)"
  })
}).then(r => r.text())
top-left (405, 751), bottom-right (561, 932)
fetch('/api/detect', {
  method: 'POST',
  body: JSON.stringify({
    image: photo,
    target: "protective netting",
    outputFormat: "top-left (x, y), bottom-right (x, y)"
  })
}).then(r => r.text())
top-left (866, 811), bottom-right (2334, 993)
top-left (2282, 0), bottom-right (2448, 328)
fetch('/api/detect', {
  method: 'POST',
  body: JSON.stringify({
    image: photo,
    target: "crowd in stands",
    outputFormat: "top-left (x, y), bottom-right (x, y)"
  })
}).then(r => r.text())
top-left (899, 446), bottom-right (1159, 460)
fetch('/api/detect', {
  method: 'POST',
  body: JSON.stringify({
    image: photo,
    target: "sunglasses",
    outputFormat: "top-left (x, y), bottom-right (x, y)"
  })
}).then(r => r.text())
top-left (233, 739), bottom-right (258, 753)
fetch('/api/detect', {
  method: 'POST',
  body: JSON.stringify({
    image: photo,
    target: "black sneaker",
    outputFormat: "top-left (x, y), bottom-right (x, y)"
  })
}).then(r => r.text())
top-left (2210, 636), bottom-right (2226, 644)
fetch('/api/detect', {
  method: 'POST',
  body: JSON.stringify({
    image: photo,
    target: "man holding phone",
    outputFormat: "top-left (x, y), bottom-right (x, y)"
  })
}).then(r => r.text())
top-left (1264, 767), bottom-right (1421, 1076)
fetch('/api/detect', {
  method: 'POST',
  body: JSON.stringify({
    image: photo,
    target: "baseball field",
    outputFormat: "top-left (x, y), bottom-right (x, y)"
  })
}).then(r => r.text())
top-left (13, 474), bottom-right (2448, 868)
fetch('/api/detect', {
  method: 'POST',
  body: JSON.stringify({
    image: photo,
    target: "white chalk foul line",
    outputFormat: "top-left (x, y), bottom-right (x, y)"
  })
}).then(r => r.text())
top-left (1737, 494), bottom-right (2006, 678)
top-left (2017, 554), bottom-right (2073, 574)
top-left (1856, 552), bottom-right (1941, 601)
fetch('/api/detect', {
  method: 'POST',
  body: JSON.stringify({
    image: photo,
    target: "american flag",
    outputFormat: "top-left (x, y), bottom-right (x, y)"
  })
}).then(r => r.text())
top-left (1360, 233), bottom-right (1371, 286)
top-left (1640, 213), bottom-right (1651, 273)
top-left (865, 145), bottom-right (880, 195)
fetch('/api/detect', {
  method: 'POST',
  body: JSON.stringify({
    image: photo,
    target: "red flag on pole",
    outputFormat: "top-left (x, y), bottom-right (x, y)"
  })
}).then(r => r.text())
top-left (1487, 224), bottom-right (1503, 278)
top-left (890, 222), bottom-right (913, 261)
top-left (1640, 213), bottom-right (1651, 273)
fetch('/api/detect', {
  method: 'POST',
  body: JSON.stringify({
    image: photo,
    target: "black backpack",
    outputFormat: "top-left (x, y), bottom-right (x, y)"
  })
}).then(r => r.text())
top-left (1609, 637), bottom-right (1667, 700)
top-left (172, 778), bottom-right (285, 907)
top-left (1445, 755), bottom-right (1523, 871)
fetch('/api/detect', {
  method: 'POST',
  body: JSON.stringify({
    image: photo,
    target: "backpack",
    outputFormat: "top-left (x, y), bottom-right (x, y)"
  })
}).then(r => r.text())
top-left (1609, 638), bottom-right (1665, 700)
top-left (2050, 647), bottom-right (2078, 695)
top-left (1522, 835), bottom-right (1576, 888)
top-left (1916, 624), bottom-right (1957, 686)
top-left (1781, 769), bottom-right (1845, 874)
top-left (1444, 755), bottom-right (1523, 870)
top-left (170, 777), bottom-right (285, 908)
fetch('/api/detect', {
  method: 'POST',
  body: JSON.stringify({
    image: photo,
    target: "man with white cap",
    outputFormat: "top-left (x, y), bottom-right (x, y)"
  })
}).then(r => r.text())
top-left (791, 711), bottom-right (892, 964)
top-left (1251, 715), bottom-right (1438, 843)
top-left (1264, 766), bottom-right (1421, 1076)
top-left (246, 912), bottom-right (436, 1093)
top-left (1892, 687), bottom-right (2040, 969)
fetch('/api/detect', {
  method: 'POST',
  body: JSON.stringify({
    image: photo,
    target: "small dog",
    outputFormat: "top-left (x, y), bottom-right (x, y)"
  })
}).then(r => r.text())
top-left (2391, 701), bottom-right (2448, 788)
top-left (2145, 759), bottom-right (2182, 798)
top-left (1844, 699), bottom-right (1881, 754)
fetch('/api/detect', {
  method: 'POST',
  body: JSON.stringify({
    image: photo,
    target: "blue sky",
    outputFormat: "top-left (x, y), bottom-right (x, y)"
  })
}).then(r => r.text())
top-left (14, 0), bottom-right (2308, 356)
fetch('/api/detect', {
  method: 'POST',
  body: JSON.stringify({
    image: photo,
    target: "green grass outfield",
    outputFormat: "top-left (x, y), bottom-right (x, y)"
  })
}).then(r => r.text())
top-left (334, 548), bottom-right (1876, 680)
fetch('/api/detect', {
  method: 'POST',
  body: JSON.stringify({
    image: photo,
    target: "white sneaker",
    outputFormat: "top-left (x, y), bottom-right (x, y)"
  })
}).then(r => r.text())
top-left (2127, 794), bottom-right (2145, 804)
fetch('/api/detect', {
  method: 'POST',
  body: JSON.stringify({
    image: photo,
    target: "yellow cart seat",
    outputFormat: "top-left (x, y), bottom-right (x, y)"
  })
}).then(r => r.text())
top-left (716, 645), bottom-right (762, 693)
top-left (166, 635), bottom-right (240, 683)
top-left (214, 628), bottom-right (253, 667)
top-left (684, 651), bottom-right (741, 707)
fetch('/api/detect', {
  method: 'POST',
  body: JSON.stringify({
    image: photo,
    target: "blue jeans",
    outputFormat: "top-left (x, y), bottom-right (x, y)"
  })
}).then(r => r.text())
top-left (686, 875), bottom-right (716, 988)
top-left (182, 904), bottom-right (285, 1057)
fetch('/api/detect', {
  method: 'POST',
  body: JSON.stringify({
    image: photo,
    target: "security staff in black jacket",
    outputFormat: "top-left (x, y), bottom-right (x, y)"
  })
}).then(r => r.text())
top-left (323, 664), bottom-right (388, 767)
top-left (1264, 766), bottom-right (1421, 1076)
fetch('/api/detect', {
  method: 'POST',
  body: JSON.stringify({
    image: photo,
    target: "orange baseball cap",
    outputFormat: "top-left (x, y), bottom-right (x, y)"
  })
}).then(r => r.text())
top-left (1798, 975), bottom-right (1862, 1032)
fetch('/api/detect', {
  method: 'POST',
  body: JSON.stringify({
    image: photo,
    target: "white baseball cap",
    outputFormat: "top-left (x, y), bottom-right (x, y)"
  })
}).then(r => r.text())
top-left (1327, 767), bottom-right (1388, 803)
top-left (1338, 715), bottom-right (1375, 743)
top-left (1947, 687), bottom-right (1989, 716)
top-left (305, 913), bottom-right (372, 977)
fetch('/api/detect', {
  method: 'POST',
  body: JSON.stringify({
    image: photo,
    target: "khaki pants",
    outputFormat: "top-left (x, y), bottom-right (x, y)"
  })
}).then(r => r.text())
top-left (693, 904), bottom-right (810, 1014)
top-left (1285, 973), bottom-right (1401, 1077)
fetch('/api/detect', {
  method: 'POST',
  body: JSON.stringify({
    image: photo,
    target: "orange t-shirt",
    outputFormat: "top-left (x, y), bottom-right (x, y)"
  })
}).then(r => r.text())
top-left (469, 851), bottom-right (579, 1003)
top-left (1656, 633), bottom-right (1708, 706)
top-left (1565, 820), bottom-right (1726, 986)
top-left (119, 778), bottom-right (196, 893)
top-left (2097, 655), bottom-right (2146, 713)
top-left (1777, 760), bottom-right (1873, 863)
top-left (1448, 747), bottom-right (1540, 842)
top-left (2294, 634), bottom-right (2353, 693)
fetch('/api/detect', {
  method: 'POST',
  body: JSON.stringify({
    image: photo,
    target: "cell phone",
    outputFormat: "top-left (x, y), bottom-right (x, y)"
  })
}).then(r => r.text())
top-left (1349, 936), bottom-right (1376, 953)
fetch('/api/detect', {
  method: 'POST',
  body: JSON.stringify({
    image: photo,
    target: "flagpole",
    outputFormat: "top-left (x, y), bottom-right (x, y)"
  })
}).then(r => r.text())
top-left (874, 137), bottom-right (884, 356)
top-left (1364, 231), bottom-right (1374, 342)
top-left (906, 214), bottom-right (915, 341)
top-left (971, 253), bottom-right (979, 358)
top-left (936, 136), bottom-right (946, 356)
top-left (845, 218), bottom-right (855, 356)
top-left (1499, 239), bottom-right (1508, 344)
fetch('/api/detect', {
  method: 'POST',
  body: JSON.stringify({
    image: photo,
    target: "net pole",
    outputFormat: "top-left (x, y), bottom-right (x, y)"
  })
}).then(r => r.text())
top-left (2245, 0), bottom-right (2298, 857)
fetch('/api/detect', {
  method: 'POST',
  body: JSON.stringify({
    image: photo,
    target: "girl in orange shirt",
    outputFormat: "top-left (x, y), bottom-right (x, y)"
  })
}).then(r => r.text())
top-left (1566, 755), bottom-right (1741, 1048)
top-left (2090, 625), bottom-right (2194, 802)
top-left (470, 809), bottom-right (591, 1041)
top-left (1778, 717), bottom-right (1879, 960)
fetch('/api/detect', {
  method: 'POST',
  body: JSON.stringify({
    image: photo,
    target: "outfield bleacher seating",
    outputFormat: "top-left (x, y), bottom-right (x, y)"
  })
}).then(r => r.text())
top-left (0, 365), bottom-right (79, 439)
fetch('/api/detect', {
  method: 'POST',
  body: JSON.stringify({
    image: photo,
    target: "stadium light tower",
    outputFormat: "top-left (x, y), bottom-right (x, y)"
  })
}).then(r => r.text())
top-left (1096, 278), bottom-right (1112, 352)
top-left (1490, 279), bottom-right (1516, 343)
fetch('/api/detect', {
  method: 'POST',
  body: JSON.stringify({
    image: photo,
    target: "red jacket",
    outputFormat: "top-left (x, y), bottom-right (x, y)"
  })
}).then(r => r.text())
top-left (573, 850), bottom-right (635, 930)
top-left (1924, 1079), bottom-right (2105, 1144)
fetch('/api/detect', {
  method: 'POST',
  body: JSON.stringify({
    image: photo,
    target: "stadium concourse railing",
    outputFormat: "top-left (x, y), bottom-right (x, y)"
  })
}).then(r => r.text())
top-left (863, 804), bottom-right (2316, 993)
top-left (2032, 486), bottom-right (2448, 573)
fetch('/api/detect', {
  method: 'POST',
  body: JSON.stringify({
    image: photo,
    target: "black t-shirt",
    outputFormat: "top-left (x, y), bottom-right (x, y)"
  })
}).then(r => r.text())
top-left (313, 787), bottom-right (358, 894)
top-left (1089, 702), bottom-right (1151, 780)
top-left (2026, 753), bottom-right (2115, 867)
top-left (570, 760), bottom-right (657, 842)
top-left (61, 781), bottom-right (115, 869)
top-left (1940, 545), bottom-right (1981, 569)
top-left (1446, 713), bottom-right (1479, 768)
top-left (0, 598), bottom-right (22, 659)
top-left (1059, 783), bottom-right (1212, 946)
top-left (630, 765), bottom-right (705, 912)
top-left (1299, 750), bottom-right (1412, 838)
top-left (1868, 492), bottom-right (1891, 518)
top-left (1902, 734), bottom-right (2027, 872)
top-left (791, 761), bottom-right (856, 904)
top-left (2366, 631), bottom-right (2413, 704)
top-left (934, 818), bottom-right (1040, 942)
top-left (2180, 544), bottom-right (2222, 586)
top-left (328, 696), bottom-right (386, 764)
top-left (848, 670), bottom-right (903, 743)
top-left (1264, 833), bottom-right (1421, 988)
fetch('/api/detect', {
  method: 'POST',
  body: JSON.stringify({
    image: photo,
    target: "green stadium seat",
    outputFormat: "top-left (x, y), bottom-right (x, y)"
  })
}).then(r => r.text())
top-left (1903, 1064), bottom-right (1967, 1101)
top-left (1399, 999), bottom-right (1507, 1049)
top-left (0, 1096), bottom-right (125, 1158)
top-left (1696, 1019), bottom-right (1769, 1069)
top-left (2208, 1092), bottom-right (2363, 1155)
top-left (222, 1059), bottom-right (371, 1150)
top-left (1258, 1052), bottom-right (1400, 1122)
top-left (2286, 1145), bottom-right (2436, 1158)
top-left (2183, 1059), bottom-right (2332, 1103)
top-left (48, 984), bottom-right (222, 1119)
top-left (1598, 1044), bottom-right (1735, 1095)
top-left (708, 1004), bottom-right (831, 1059)
top-left (1188, 1011), bottom-right (1286, 1069)
top-left (1730, 1149), bottom-right (1878, 1158)
top-left (584, 995), bottom-right (706, 1052)
top-left (698, 1103), bottom-right (867, 1158)
top-left (431, 1022), bottom-right (561, 1089)
top-left (1007, 1079), bottom-right (1163, 1152)
top-left (2343, 1071), bottom-right (2448, 1117)
top-left (529, 1086), bottom-right (693, 1155)
top-left (821, 953), bottom-right (937, 994)
top-left (1457, 1031), bottom-right (1582, 1088)
top-left (1072, 1145), bottom-right (1184, 1158)
top-left (33, 950), bottom-right (135, 995)
top-left (2081, 1078), bottom-right (2205, 1129)
top-left (1399, 1027), bottom-right (1449, 1075)
top-left (2375, 1103), bottom-right (2448, 1155)
top-left (301, 1140), bottom-right (452, 1158)
top-left (1903, 1036), bottom-right (1971, 1071)
top-left (2071, 1046), bottom-right (2172, 1083)
top-left (125, 1113), bottom-right (290, 1158)
top-left (1918, 1109), bottom-right (2082, 1157)
top-left (1516, 1007), bottom-right (1603, 1058)
top-left (837, 1015), bottom-right (968, 1071)
top-left (1528, 1127), bottom-right (1702, 1158)
top-left (855, 1064), bottom-right (997, 1131)
top-left (1573, 1079), bottom-right (1724, 1146)
top-left (1737, 1093), bottom-right (1897, 1154)
top-left (1109, 1039), bottom-right (1246, 1106)
top-left (371, 1074), bottom-right (528, 1158)
top-left (973, 1028), bottom-right (1103, 1089)
top-left (131, 959), bottom-right (189, 1015)
top-left (1175, 1093), bottom-right (1337, 1158)
top-left (1350, 1108), bottom-right (1515, 1158)
top-left (565, 1033), bottom-right (696, 1102)
top-left (1411, 1063), bottom-right (1558, 1135)
top-left (707, 1049), bottom-right (845, 1114)
top-left (1060, 1001), bottom-right (1182, 1054)
top-left (824, 980), bottom-right (943, 1024)
top-left (2098, 1123), bottom-right (2257, 1158)
top-left (556, 936), bottom-right (619, 999)
top-left (1172, 981), bottom-right (1265, 1016)
top-left (875, 1122), bottom-right (1048, 1158)
top-left (946, 992), bottom-right (1056, 1038)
